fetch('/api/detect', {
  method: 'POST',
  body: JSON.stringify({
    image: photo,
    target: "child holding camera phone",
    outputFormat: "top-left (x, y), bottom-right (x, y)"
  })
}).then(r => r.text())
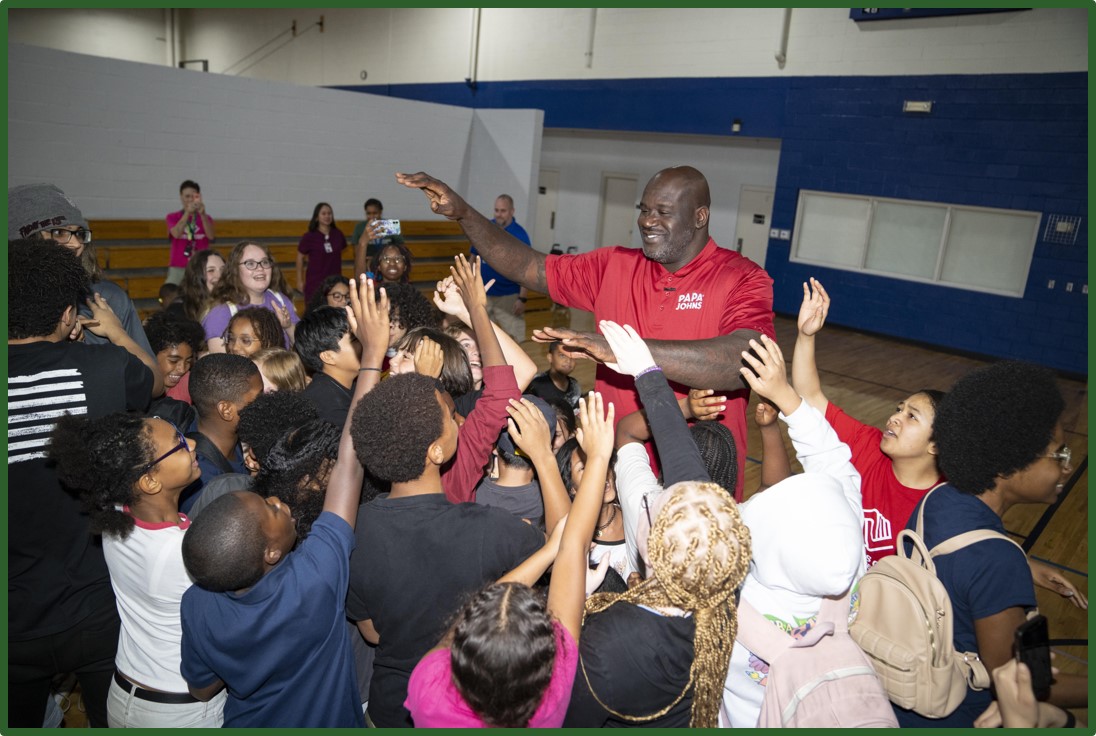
top-left (166, 180), bottom-right (216, 285)
top-left (352, 198), bottom-right (405, 278)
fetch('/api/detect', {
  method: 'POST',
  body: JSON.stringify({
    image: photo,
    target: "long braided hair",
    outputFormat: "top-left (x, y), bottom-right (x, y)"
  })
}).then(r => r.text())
top-left (582, 481), bottom-right (751, 727)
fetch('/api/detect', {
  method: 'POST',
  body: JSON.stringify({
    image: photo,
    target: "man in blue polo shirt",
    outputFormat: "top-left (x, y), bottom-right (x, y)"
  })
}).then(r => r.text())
top-left (472, 194), bottom-right (531, 342)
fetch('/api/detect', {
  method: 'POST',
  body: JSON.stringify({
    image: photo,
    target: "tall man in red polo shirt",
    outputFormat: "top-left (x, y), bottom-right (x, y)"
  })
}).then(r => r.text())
top-left (397, 167), bottom-right (774, 500)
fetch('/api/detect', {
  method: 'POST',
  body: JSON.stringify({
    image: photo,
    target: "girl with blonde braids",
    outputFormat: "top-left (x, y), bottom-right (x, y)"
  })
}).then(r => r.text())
top-left (564, 322), bottom-right (752, 728)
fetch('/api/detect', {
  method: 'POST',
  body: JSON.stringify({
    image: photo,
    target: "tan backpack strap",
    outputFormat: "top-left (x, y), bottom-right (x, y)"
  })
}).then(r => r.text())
top-left (913, 482), bottom-right (950, 539)
top-left (929, 529), bottom-right (1024, 558)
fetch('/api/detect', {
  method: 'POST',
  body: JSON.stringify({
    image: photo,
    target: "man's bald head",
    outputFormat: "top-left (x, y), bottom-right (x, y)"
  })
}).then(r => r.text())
top-left (637, 167), bottom-right (712, 270)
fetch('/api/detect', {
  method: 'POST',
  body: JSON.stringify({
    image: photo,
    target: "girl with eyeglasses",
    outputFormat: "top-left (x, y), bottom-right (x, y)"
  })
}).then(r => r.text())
top-left (296, 202), bottom-right (348, 302)
top-left (223, 307), bottom-right (288, 358)
top-left (370, 242), bottom-right (414, 285)
top-left (202, 241), bottom-right (299, 354)
top-left (304, 274), bottom-right (352, 315)
top-left (49, 413), bottom-right (226, 727)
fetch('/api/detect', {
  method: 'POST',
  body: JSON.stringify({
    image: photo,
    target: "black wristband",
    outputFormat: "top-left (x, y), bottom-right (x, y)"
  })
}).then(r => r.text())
top-left (359, 366), bottom-right (382, 372)
top-left (517, 296), bottom-right (528, 303)
top-left (1063, 710), bottom-right (1076, 728)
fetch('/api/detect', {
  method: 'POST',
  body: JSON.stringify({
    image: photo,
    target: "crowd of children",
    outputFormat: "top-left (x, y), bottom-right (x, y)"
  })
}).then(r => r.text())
top-left (6, 181), bottom-right (1088, 729)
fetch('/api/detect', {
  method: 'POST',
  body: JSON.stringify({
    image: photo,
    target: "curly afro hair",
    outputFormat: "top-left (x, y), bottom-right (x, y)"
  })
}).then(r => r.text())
top-left (182, 492), bottom-right (267, 592)
top-left (449, 582), bottom-right (557, 727)
top-left (933, 361), bottom-right (1064, 495)
top-left (381, 281), bottom-right (438, 333)
top-left (237, 391), bottom-right (320, 466)
top-left (9, 239), bottom-right (90, 339)
top-left (351, 373), bottom-right (443, 483)
top-left (49, 412), bottom-right (154, 539)
top-left (144, 311), bottom-right (205, 355)
top-left (253, 419), bottom-right (340, 539)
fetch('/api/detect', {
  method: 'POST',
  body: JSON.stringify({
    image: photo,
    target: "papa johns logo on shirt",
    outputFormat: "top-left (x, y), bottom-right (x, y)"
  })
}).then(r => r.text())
top-left (676, 292), bottom-right (704, 310)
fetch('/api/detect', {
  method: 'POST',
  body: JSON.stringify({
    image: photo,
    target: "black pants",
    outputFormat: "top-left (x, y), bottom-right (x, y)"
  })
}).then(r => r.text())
top-left (8, 603), bottom-right (120, 728)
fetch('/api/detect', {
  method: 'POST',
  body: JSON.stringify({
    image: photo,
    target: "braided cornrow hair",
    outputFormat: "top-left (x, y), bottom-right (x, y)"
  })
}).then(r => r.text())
top-left (582, 481), bottom-right (751, 727)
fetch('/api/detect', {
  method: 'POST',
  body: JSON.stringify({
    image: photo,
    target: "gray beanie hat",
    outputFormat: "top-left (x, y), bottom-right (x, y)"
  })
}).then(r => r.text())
top-left (8, 183), bottom-right (88, 241)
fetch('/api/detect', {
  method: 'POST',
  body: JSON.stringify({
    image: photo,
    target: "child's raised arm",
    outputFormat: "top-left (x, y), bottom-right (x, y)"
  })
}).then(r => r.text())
top-left (739, 334), bottom-right (800, 417)
top-left (601, 320), bottom-right (708, 486)
top-left (755, 400), bottom-right (792, 491)
top-left (451, 255), bottom-right (504, 370)
top-left (790, 278), bottom-right (831, 413)
top-left (505, 397), bottom-right (572, 535)
top-left (324, 276), bottom-right (389, 527)
top-left (434, 274), bottom-right (538, 389)
top-left (549, 392), bottom-right (614, 642)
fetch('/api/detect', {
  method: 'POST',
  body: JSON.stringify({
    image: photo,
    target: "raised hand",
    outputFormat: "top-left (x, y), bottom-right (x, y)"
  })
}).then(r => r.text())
top-left (274, 303), bottom-right (292, 330)
top-left (505, 397), bottom-right (554, 461)
top-left (413, 336), bottom-right (444, 379)
top-left (688, 388), bottom-right (727, 421)
top-left (347, 276), bottom-right (389, 367)
top-left (797, 277), bottom-right (830, 337)
top-left (450, 254), bottom-right (489, 314)
top-left (395, 171), bottom-right (471, 221)
top-left (598, 320), bottom-right (655, 377)
top-left (575, 391), bottom-right (615, 463)
top-left (739, 334), bottom-right (799, 415)
top-left (754, 399), bottom-right (779, 427)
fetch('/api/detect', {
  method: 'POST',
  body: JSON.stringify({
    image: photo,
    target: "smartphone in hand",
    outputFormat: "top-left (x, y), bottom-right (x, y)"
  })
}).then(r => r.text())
top-left (1013, 614), bottom-right (1052, 701)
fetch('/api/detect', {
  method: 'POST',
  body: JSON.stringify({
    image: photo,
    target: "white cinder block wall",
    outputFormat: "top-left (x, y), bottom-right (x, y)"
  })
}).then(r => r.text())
top-left (7, 44), bottom-right (542, 227)
top-left (9, 8), bottom-right (1085, 85)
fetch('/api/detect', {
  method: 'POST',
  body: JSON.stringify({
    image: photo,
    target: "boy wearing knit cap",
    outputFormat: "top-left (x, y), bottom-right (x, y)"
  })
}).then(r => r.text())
top-left (8, 183), bottom-right (155, 359)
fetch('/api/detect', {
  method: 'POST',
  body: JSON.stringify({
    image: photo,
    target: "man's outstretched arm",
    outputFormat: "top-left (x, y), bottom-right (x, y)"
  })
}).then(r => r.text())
top-left (396, 171), bottom-right (547, 292)
top-left (536, 325), bottom-right (761, 391)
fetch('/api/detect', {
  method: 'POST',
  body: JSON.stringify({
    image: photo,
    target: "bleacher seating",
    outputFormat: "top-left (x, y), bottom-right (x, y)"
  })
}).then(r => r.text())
top-left (88, 219), bottom-right (560, 340)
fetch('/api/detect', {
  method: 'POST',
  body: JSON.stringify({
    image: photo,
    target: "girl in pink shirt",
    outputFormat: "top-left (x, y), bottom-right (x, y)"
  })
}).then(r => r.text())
top-left (405, 393), bottom-right (616, 727)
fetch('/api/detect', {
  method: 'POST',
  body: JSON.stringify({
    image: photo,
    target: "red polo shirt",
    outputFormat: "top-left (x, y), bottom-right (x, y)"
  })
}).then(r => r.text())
top-left (545, 239), bottom-right (774, 500)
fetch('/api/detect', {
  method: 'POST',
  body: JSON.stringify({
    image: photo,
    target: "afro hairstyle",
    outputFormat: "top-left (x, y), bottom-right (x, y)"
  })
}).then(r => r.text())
top-left (143, 311), bottom-right (204, 356)
top-left (237, 390), bottom-right (321, 466)
top-left (351, 372), bottom-right (443, 483)
top-left (933, 361), bottom-right (1064, 495)
top-left (188, 353), bottom-right (261, 419)
top-left (49, 412), bottom-right (155, 539)
top-left (181, 491), bottom-right (268, 592)
top-left (8, 239), bottom-right (89, 339)
top-left (381, 281), bottom-right (438, 333)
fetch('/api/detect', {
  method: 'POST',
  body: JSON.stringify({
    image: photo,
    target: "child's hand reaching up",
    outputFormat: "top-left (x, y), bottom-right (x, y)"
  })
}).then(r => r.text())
top-left (575, 391), bottom-right (615, 464)
top-left (739, 334), bottom-right (800, 416)
top-left (450, 254), bottom-right (490, 314)
top-left (798, 277), bottom-right (830, 337)
top-left (433, 274), bottom-right (496, 326)
top-left (347, 276), bottom-right (389, 368)
top-left (754, 400), bottom-right (779, 427)
top-left (598, 320), bottom-right (655, 377)
top-left (413, 336), bottom-right (444, 379)
top-left (687, 388), bottom-right (726, 421)
top-left (505, 397), bottom-right (554, 463)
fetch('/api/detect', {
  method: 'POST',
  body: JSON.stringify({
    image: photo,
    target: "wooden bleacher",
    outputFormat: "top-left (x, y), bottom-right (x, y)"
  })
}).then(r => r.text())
top-left (87, 219), bottom-right (559, 339)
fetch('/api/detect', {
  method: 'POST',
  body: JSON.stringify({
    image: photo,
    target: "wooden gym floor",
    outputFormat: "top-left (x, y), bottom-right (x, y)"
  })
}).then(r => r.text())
top-left (539, 309), bottom-right (1087, 723)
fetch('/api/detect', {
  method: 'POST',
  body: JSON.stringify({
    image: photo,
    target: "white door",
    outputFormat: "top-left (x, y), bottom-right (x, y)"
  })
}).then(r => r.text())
top-left (598, 174), bottom-right (638, 249)
top-left (733, 186), bottom-right (775, 267)
top-left (533, 169), bottom-right (559, 253)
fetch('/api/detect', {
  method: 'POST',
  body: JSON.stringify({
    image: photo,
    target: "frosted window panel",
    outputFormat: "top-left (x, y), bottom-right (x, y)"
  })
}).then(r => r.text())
top-left (794, 193), bottom-right (869, 269)
top-left (941, 209), bottom-right (1038, 295)
top-left (865, 201), bottom-right (946, 279)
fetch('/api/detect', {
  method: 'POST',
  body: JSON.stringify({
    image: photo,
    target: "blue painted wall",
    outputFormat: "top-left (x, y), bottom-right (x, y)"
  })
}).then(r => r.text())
top-left (336, 73), bottom-right (1088, 375)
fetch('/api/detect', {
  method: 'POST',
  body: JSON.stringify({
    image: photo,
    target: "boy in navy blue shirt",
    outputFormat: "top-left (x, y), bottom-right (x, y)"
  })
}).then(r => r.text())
top-left (179, 278), bottom-right (389, 727)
